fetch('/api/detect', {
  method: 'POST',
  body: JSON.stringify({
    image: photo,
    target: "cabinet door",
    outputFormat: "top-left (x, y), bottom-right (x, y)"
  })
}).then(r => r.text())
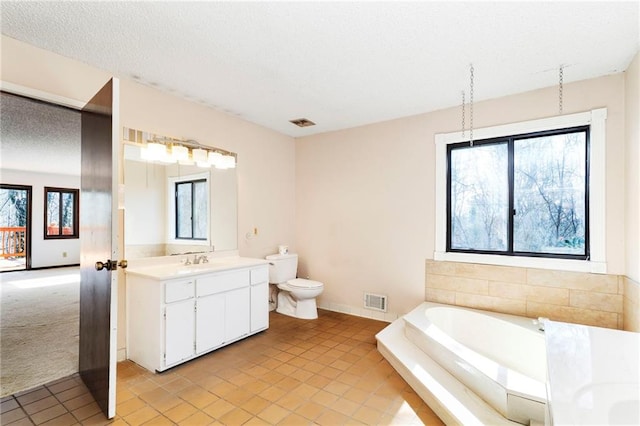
top-left (164, 300), bottom-right (195, 366)
top-left (196, 294), bottom-right (225, 353)
top-left (225, 287), bottom-right (250, 342)
top-left (250, 282), bottom-right (269, 332)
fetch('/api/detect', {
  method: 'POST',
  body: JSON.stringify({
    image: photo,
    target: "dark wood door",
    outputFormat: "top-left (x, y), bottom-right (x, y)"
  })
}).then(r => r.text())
top-left (79, 78), bottom-right (120, 418)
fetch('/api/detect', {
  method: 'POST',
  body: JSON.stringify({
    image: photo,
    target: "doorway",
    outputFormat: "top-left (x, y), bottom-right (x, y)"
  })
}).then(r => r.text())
top-left (0, 184), bottom-right (31, 272)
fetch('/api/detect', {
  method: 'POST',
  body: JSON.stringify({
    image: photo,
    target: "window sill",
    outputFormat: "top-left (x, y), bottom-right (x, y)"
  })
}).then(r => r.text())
top-left (433, 251), bottom-right (607, 274)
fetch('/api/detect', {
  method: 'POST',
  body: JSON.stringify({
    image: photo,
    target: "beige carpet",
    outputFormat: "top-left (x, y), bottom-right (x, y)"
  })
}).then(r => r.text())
top-left (0, 267), bottom-right (79, 397)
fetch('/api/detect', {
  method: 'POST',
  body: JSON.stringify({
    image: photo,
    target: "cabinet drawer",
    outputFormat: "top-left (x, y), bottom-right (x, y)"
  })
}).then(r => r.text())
top-left (165, 280), bottom-right (195, 303)
top-left (197, 269), bottom-right (250, 297)
top-left (250, 266), bottom-right (269, 285)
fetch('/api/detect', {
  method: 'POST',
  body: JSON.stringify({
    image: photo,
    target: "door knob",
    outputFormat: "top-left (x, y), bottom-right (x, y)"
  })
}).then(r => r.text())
top-left (95, 259), bottom-right (128, 271)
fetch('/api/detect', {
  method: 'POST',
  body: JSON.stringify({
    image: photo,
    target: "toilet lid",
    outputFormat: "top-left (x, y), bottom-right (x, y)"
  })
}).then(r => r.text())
top-left (287, 278), bottom-right (323, 289)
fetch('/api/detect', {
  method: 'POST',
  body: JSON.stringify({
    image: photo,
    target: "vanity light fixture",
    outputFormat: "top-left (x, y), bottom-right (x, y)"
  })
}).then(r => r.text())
top-left (192, 148), bottom-right (209, 167)
top-left (144, 141), bottom-right (172, 162)
top-left (170, 144), bottom-right (189, 162)
top-left (122, 127), bottom-right (237, 169)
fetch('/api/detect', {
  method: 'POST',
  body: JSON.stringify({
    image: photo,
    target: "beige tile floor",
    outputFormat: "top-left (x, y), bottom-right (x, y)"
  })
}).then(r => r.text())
top-left (1, 310), bottom-right (444, 425)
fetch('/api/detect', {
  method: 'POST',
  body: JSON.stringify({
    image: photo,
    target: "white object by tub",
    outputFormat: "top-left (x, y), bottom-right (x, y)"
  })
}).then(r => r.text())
top-left (545, 320), bottom-right (640, 426)
top-left (266, 253), bottom-right (324, 319)
top-left (377, 301), bottom-right (546, 425)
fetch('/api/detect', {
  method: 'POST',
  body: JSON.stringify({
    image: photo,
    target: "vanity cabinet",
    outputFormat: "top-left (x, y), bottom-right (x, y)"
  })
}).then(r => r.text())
top-left (127, 262), bottom-right (269, 372)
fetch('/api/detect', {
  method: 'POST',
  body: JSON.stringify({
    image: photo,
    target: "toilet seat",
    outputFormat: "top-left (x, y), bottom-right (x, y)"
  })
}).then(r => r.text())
top-left (286, 278), bottom-right (323, 289)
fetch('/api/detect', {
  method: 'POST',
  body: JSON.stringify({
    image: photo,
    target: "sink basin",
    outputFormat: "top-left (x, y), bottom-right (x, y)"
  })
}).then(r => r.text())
top-left (126, 256), bottom-right (268, 280)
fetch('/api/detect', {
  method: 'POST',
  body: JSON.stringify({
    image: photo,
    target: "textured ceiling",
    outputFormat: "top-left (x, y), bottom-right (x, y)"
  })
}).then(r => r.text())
top-left (0, 92), bottom-right (80, 176)
top-left (1, 1), bottom-right (639, 138)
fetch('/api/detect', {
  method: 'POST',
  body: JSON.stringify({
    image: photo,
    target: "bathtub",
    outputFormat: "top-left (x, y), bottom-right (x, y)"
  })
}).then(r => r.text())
top-left (377, 302), bottom-right (547, 425)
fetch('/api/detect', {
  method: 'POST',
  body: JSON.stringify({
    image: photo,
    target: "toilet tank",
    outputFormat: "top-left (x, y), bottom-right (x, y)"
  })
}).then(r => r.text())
top-left (265, 253), bottom-right (298, 283)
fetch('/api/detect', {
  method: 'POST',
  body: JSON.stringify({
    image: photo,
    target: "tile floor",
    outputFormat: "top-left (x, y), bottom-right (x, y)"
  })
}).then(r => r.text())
top-left (1, 310), bottom-right (444, 425)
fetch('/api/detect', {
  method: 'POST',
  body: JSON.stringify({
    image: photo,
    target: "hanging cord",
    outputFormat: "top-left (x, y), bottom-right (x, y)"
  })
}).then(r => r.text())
top-left (461, 90), bottom-right (466, 139)
top-left (469, 63), bottom-right (474, 146)
top-left (558, 65), bottom-right (564, 115)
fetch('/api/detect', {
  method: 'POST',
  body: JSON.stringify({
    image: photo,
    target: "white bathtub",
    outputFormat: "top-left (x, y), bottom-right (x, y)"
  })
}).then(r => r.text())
top-left (377, 302), bottom-right (547, 425)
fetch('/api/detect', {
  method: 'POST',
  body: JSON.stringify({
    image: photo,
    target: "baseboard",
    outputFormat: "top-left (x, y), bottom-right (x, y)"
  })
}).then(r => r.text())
top-left (317, 300), bottom-right (399, 323)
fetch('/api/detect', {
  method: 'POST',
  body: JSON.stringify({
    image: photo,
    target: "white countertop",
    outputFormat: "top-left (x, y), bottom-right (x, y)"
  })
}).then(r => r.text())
top-left (545, 320), bottom-right (640, 425)
top-left (125, 256), bottom-right (268, 280)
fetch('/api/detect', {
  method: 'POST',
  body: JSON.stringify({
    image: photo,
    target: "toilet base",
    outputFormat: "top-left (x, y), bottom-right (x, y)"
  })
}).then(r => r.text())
top-left (276, 291), bottom-right (318, 319)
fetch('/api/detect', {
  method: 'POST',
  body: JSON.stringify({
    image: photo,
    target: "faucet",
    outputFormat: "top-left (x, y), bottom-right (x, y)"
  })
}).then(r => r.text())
top-left (193, 254), bottom-right (208, 264)
top-left (533, 317), bottom-right (549, 332)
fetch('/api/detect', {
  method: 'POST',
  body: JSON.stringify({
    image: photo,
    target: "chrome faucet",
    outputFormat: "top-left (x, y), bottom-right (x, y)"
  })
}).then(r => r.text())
top-left (533, 317), bottom-right (549, 332)
top-left (193, 254), bottom-right (208, 264)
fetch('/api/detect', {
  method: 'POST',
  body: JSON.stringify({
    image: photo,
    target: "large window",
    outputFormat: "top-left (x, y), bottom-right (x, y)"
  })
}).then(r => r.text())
top-left (447, 126), bottom-right (589, 260)
top-left (433, 108), bottom-right (607, 273)
top-left (175, 179), bottom-right (207, 240)
top-left (44, 187), bottom-right (79, 239)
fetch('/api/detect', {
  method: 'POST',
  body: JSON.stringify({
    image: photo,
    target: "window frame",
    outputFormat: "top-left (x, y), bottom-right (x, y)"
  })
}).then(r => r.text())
top-left (44, 186), bottom-right (79, 239)
top-left (167, 172), bottom-right (210, 246)
top-left (434, 108), bottom-right (607, 273)
top-left (446, 126), bottom-right (590, 260)
top-left (174, 178), bottom-right (208, 241)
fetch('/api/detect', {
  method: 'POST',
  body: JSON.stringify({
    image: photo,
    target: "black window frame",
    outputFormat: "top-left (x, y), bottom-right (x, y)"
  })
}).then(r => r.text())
top-left (44, 187), bottom-right (79, 239)
top-left (174, 178), bottom-right (207, 241)
top-left (446, 125), bottom-right (590, 260)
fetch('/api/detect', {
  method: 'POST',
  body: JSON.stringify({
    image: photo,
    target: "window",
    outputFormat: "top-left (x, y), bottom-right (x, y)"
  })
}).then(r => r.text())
top-left (175, 179), bottom-right (207, 240)
top-left (447, 127), bottom-right (589, 259)
top-left (434, 108), bottom-right (607, 273)
top-left (44, 187), bottom-right (79, 239)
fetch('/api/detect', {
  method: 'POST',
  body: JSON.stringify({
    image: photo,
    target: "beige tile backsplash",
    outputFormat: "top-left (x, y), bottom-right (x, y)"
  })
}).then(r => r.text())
top-left (623, 276), bottom-right (640, 332)
top-left (425, 260), bottom-right (634, 330)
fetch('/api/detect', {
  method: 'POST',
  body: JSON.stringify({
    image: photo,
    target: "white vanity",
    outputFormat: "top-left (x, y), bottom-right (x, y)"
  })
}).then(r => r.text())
top-left (126, 256), bottom-right (269, 372)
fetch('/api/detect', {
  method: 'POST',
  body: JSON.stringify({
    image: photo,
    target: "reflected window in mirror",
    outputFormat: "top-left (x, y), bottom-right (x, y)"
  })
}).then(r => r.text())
top-left (175, 178), bottom-right (208, 240)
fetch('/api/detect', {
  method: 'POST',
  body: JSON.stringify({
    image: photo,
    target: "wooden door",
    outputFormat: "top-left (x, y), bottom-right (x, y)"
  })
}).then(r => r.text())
top-left (79, 78), bottom-right (120, 418)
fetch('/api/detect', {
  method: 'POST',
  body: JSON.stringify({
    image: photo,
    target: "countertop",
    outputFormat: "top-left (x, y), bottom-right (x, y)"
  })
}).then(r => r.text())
top-left (125, 256), bottom-right (269, 280)
top-left (545, 320), bottom-right (640, 425)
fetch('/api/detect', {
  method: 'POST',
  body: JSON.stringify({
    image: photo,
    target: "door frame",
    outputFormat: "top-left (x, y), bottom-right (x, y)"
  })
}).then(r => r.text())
top-left (0, 183), bottom-right (32, 271)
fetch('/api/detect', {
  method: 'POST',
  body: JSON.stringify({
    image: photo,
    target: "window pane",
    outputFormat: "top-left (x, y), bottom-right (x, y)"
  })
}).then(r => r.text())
top-left (47, 191), bottom-right (60, 235)
top-left (61, 192), bottom-right (74, 234)
top-left (514, 132), bottom-right (586, 255)
top-left (450, 143), bottom-right (508, 251)
top-left (192, 181), bottom-right (207, 239)
top-left (176, 183), bottom-right (192, 238)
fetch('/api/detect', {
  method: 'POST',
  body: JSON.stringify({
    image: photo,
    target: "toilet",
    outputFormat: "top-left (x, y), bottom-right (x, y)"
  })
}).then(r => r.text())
top-left (266, 253), bottom-right (324, 320)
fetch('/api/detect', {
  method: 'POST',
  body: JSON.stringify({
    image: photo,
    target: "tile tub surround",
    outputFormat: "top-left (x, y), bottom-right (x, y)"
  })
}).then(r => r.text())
top-left (425, 260), bottom-right (625, 329)
top-left (623, 276), bottom-right (640, 332)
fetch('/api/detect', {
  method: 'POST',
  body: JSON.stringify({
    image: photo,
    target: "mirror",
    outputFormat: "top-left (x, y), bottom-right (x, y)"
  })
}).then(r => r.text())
top-left (123, 143), bottom-right (237, 259)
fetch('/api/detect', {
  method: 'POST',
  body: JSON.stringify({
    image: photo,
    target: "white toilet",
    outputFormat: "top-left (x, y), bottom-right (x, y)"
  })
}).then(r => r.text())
top-left (266, 253), bottom-right (324, 319)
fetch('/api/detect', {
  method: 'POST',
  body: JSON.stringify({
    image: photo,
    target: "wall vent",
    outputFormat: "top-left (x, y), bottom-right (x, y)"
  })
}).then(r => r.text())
top-left (364, 293), bottom-right (387, 312)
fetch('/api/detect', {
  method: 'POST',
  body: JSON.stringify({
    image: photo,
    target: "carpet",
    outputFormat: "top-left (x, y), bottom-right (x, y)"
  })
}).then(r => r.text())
top-left (0, 267), bottom-right (79, 397)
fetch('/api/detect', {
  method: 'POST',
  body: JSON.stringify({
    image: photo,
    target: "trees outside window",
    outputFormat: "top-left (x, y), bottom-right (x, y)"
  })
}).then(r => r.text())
top-left (175, 179), bottom-right (207, 240)
top-left (448, 126), bottom-right (589, 259)
top-left (45, 187), bottom-right (79, 239)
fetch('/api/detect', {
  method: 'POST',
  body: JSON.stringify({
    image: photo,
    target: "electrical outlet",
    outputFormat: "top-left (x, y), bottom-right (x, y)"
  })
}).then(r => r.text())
top-left (62, 252), bottom-right (67, 258)
top-left (254, 227), bottom-right (258, 235)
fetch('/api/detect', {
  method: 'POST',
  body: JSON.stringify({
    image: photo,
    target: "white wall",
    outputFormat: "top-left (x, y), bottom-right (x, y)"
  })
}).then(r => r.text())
top-left (296, 73), bottom-right (627, 319)
top-left (123, 161), bottom-right (166, 246)
top-left (0, 169), bottom-right (80, 268)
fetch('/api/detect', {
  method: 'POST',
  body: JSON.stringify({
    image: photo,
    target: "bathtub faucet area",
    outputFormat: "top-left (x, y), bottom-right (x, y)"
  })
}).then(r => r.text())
top-left (533, 317), bottom-right (549, 332)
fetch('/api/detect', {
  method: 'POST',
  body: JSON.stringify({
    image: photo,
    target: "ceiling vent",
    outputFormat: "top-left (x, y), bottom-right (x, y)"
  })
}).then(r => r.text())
top-left (289, 118), bottom-right (316, 128)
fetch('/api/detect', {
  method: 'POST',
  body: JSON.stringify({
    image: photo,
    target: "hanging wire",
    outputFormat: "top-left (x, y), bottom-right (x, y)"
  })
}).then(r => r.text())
top-left (461, 90), bottom-right (466, 139)
top-left (469, 63), bottom-right (474, 146)
top-left (559, 65), bottom-right (564, 115)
